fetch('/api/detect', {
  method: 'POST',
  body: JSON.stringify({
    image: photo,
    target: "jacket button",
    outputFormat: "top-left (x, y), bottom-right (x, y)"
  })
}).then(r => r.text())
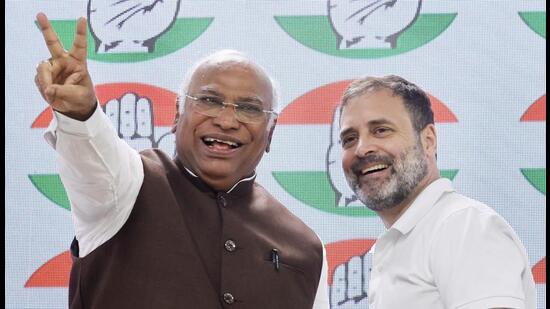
top-left (224, 239), bottom-right (237, 252)
top-left (223, 292), bottom-right (235, 304)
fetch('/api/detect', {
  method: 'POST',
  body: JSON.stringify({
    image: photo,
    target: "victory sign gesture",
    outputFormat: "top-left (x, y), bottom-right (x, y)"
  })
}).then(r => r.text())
top-left (35, 13), bottom-right (96, 121)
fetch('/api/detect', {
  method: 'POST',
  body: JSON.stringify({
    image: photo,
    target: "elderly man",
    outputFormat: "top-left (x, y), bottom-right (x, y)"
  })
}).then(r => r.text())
top-left (338, 75), bottom-right (536, 308)
top-left (34, 13), bottom-right (328, 309)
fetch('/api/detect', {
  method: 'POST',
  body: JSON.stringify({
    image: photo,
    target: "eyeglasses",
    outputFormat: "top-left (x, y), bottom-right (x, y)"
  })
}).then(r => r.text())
top-left (184, 94), bottom-right (278, 124)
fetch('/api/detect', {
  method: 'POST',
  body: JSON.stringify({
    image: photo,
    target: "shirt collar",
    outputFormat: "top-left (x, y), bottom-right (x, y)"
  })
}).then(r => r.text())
top-left (390, 178), bottom-right (455, 235)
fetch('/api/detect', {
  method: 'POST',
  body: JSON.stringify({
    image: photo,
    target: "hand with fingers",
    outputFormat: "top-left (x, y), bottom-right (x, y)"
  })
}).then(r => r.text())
top-left (330, 252), bottom-right (372, 308)
top-left (105, 93), bottom-right (176, 156)
top-left (88, 0), bottom-right (181, 53)
top-left (328, 0), bottom-right (422, 49)
top-left (34, 13), bottom-right (97, 121)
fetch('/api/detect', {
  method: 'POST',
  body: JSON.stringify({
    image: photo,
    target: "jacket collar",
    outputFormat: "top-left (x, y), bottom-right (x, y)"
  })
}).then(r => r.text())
top-left (174, 158), bottom-right (256, 198)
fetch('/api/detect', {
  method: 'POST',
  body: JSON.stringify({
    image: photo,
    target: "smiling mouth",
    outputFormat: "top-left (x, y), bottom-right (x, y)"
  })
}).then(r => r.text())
top-left (361, 164), bottom-right (390, 175)
top-left (202, 137), bottom-right (242, 150)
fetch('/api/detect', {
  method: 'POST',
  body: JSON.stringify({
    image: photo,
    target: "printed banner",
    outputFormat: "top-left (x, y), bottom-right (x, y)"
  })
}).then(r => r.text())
top-left (6, 1), bottom-right (546, 308)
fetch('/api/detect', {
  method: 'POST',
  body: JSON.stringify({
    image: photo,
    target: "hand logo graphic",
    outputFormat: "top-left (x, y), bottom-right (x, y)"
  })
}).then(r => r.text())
top-left (104, 93), bottom-right (175, 156)
top-left (327, 106), bottom-right (359, 207)
top-left (328, 0), bottom-right (422, 49)
top-left (88, 0), bottom-right (181, 53)
top-left (330, 251), bottom-right (372, 308)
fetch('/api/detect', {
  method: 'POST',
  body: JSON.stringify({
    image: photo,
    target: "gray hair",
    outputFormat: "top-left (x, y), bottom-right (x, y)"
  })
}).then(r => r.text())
top-left (340, 75), bottom-right (434, 133)
top-left (176, 50), bottom-right (279, 129)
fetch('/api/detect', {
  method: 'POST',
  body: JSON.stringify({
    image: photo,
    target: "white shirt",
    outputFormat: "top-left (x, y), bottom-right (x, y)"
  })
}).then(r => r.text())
top-left (368, 178), bottom-right (536, 309)
top-left (44, 104), bottom-right (329, 309)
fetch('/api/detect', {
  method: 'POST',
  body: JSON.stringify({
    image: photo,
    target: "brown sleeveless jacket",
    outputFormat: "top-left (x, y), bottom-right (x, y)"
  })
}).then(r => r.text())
top-left (68, 149), bottom-right (323, 308)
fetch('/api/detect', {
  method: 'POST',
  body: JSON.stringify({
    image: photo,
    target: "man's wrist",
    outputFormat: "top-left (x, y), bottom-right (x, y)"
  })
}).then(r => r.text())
top-left (54, 101), bottom-right (98, 122)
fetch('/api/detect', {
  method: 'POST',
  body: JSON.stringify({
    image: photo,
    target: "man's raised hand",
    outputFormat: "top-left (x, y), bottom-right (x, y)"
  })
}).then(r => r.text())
top-left (35, 13), bottom-right (96, 121)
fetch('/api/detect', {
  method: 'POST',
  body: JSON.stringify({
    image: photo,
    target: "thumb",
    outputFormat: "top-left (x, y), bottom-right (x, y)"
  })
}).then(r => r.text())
top-left (45, 84), bottom-right (77, 104)
top-left (44, 85), bottom-right (58, 103)
top-left (46, 84), bottom-right (96, 120)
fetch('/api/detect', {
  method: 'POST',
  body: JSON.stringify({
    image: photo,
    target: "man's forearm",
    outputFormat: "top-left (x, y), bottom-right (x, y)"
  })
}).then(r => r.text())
top-left (44, 103), bottom-right (144, 256)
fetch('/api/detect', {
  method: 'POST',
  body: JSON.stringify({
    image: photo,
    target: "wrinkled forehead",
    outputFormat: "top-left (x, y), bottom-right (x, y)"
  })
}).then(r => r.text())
top-left (190, 59), bottom-right (274, 107)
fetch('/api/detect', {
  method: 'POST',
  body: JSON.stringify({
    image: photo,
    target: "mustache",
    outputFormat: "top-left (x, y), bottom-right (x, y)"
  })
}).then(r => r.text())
top-left (350, 154), bottom-right (393, 175)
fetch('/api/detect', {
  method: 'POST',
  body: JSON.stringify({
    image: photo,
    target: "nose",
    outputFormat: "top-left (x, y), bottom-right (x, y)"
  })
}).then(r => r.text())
top-left (212, 104), bottom-right (240, 129)
top-left (354, 136), bottom-right (377, 158)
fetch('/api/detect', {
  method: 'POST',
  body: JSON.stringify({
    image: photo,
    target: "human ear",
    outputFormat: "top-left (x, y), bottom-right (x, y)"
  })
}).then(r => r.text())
top-left (265, 118), bottom-right (277, 153)
top-left (171, 101), bottom-right (181, 134)
top-left (421, 124), bottom-right (437, 156)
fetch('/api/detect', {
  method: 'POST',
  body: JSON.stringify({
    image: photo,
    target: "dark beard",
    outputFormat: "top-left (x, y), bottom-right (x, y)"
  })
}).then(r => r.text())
top-left (347, 140), bottom-right (428, 211)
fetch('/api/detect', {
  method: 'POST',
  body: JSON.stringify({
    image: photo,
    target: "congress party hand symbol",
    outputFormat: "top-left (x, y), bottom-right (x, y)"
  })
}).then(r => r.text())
top-left (88, 0), bottom-right (181, 53)
top-left (104, 93), bottom-right (175, 156)
top-left (327, 106), bottom-right (358, 207)
top-left (330, 252), bottom-right (372, 308)
top-left (328, 0), bottom-right (422, 49)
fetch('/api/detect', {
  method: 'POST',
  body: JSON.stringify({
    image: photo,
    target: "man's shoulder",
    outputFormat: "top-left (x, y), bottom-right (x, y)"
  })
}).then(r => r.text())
top-left (139, 148), bottom-right (172, 164)
top-left (138, 148), bottom-right (179, 175)
top-left (252, 184), bottom-right (322, 245)
top-left (251, 183), bottom-right (296, 218)
top-left (428, 191), bottom-right (514, 238)
top-left (433, 191), bottom-right (496, 221)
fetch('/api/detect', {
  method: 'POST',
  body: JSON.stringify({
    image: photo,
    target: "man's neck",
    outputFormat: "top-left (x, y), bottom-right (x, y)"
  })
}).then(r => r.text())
top-left (377, 172), bottom-right (440, 229)
top-left (179, 161), bottom-right (255, 193)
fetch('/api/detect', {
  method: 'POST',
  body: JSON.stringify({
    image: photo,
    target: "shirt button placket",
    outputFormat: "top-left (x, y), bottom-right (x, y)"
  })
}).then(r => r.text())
top-left (219, 193), bottom-right (235, 306)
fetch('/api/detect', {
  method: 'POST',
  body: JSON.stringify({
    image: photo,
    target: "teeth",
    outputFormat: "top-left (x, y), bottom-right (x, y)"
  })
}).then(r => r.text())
top-left (203, 137), bottom-right (239, 147)
top-left (362, 164), bottom-right (388, 174)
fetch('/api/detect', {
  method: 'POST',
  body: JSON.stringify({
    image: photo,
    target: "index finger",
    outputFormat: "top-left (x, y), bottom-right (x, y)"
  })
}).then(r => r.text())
top-left (36, 12), bottom-right (66, 58)
top-left (68, 17), bottom-right (88, 62)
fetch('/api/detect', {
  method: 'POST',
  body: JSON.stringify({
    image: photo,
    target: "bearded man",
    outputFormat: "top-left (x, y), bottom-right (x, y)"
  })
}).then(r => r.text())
top-left (338, 75), bottom-right (536, 309)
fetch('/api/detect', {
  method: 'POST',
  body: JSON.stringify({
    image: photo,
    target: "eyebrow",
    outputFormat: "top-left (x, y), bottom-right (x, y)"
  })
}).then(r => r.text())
top-left (237, 97), bottom-right (264, 106)
top-left (339, 127), bottom-right (355, 140)
top-left (198, 88), bottom-right (265, 106)
top-left (339, 118), bottom-right (394, 140)
top-left (367, 118), bottom-right (394, 127)
top-left (197, 88), bottom-right (222, 96)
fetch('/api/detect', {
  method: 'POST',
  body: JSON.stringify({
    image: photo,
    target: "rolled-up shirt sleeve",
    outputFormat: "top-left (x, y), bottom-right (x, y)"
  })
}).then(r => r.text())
top-left (44, 104), bottom-right (144, 257)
